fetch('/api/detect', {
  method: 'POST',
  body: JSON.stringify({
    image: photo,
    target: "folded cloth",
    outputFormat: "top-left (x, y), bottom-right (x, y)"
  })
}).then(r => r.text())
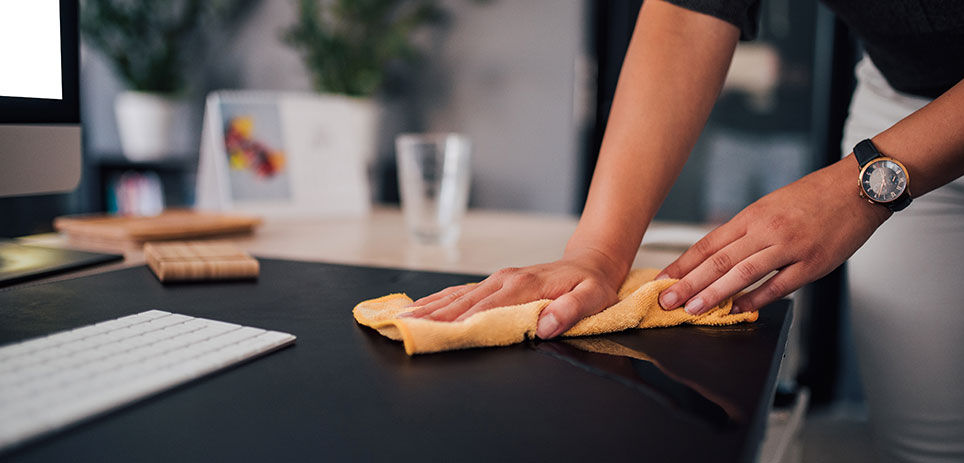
top-left (353, 268), bottom-right (758, 355)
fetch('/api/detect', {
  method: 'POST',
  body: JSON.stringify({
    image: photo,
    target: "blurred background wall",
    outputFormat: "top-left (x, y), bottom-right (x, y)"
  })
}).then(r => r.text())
top-left (411, 0), bottom-right (589, 213)
top-left (79, 0), bottom-right (591, 215)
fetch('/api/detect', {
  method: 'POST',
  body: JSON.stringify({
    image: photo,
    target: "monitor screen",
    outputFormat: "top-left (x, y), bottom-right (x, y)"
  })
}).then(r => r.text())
top-left (0, 1), bottom-right (64, 100)
top-left (0, 0), bottom-right (82, 198)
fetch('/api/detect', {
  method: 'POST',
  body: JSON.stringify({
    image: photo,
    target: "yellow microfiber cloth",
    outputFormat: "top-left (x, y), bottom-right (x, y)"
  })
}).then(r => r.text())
top-left (353, 268), bottom-right (759, 355)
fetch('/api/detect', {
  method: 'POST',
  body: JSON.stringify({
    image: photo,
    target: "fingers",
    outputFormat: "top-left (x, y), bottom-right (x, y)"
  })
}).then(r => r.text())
top-left (657, 222), bottom-right (744, 281)
top-left (411, 284), bottom-right (473, 307)
top-left (406, 267), bottom-right (544, 321)
top-left (404, 283), bottom-right (489, 319)
top-left (410, 281), bottom-right (502, 321)
top-left (658, 236), bottom-right (761, 311)
top-left (679, 246), bottom-right (791, 315)
top-left (536, 280), bottom-right (614, 339)
top-left (402, 264), bottom-right (618, 332)
top-left (453, 292), bottom-right (514, 322)
top-left (423, 288), bottom-right (501, 321)
top-left (731, 263), bottom-right (807, 314)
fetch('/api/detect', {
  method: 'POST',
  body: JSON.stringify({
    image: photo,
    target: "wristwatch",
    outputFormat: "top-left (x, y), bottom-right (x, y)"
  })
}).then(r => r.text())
top-left (853, 139), bottom-right (912, 212)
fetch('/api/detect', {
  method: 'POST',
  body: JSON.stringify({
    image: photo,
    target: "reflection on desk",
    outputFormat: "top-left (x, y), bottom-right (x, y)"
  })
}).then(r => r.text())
top-left (538, 338), bottom-right (739, 427)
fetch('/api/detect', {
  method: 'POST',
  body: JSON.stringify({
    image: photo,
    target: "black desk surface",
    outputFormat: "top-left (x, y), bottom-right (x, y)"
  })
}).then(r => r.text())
top-left (0, 259), bottom-right (791, 462)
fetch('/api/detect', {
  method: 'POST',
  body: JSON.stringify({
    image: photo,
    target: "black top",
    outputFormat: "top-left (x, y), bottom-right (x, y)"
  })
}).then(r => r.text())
top-left (664, 0), bottom-right (964, 98)
top-left (0, 259), bottom-right (792, 462)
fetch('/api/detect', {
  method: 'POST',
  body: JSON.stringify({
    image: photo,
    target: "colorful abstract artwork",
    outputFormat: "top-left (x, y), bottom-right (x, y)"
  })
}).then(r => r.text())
top-left (224, 116), bottom-right (286, 179)
top-left (218, 101), bottom-right (292, 201)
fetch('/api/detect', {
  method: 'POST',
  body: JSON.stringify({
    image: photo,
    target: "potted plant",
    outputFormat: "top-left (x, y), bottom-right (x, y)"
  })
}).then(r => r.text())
top-left (81, 0), bottom-right (237, 161)
top-left (282, 0), bottom-right (467, 182)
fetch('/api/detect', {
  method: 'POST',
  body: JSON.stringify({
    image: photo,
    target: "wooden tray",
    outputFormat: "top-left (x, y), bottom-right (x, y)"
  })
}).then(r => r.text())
top-left (54, 210), bottom-right (262, 248)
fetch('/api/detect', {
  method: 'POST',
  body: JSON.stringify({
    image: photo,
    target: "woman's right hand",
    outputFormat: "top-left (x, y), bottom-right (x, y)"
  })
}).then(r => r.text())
top-left (401, 248), bottom-right (626, 339)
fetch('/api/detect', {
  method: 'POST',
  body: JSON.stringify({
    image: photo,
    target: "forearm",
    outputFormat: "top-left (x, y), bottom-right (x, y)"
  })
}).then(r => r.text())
top-left (870, 78), bottom-right (964, 196)
top-left (656, 76), bottom-right (964, 317)
top-left (566, 0), bottom-right (740, 277)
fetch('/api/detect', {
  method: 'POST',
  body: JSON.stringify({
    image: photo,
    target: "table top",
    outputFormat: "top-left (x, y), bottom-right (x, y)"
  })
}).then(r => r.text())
top-left (0, 259), bottom-right (790, 462)
top-left (19, 207), bottom-right (711, 284)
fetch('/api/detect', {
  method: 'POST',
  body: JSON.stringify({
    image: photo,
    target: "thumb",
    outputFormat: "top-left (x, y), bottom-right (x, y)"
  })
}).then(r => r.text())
top-left (536, 280), bottom-right (613, 339)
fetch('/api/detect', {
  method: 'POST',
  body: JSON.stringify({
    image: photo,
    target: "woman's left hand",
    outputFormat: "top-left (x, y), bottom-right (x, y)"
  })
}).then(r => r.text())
top-left (657, 154), bottom-right (892, 315)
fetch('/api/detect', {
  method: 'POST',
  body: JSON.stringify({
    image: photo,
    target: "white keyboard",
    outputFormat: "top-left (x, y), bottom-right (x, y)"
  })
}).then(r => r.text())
top-left (0, 310), bottom-right (296, 451)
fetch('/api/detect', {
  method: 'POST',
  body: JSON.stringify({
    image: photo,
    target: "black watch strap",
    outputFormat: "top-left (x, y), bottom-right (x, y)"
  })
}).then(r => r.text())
top-left (889, 192), bottom-right (912, 212)
top-left (854, 139), bottom-right (881, 167)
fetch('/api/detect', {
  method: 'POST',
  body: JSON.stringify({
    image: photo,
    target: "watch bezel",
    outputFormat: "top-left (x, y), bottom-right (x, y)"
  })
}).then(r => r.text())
top-left (857, 156), bottom-right (910, 204)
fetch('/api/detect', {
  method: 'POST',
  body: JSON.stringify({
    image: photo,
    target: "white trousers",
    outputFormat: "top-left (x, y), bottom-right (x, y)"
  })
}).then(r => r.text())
top-left (843, 57), bottom-right (964, 462)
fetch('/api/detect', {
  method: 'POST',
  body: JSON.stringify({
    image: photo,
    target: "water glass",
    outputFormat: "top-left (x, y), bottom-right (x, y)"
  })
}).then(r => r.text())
top-left (396, 133), bottom-right (471, 245)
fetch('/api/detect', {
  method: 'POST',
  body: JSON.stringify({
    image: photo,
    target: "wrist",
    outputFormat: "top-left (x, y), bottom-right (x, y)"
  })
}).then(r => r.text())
top-left (562, 243), bottom-right (631, 287)
top-left (831, 154), bottom-right (893, 226)
top-left (566, 214), bottom-right (647, 284)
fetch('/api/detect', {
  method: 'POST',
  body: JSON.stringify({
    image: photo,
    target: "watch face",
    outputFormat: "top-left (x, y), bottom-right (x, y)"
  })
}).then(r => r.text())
top-left (860, 159), bottom-right (908, 203)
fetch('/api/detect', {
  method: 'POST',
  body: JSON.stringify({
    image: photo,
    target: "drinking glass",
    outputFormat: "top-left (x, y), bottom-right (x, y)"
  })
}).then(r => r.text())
top-left (396, 133), bottom-right (471, 246)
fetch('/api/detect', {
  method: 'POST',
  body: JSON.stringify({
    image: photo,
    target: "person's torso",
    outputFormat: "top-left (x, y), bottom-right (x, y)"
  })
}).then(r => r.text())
top-left (821, 0), bottom-right (964, 98)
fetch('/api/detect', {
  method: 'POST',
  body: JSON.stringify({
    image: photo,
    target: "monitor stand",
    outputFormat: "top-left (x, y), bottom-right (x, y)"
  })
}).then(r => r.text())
top-left (0, 240), bottom-right (122, 288)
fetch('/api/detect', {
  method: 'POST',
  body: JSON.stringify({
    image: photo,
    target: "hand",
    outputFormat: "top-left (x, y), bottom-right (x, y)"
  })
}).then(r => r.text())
top-left (402, 248), bottom-right (625, 339)
top-left (657, 155), bottom-right (891, 315)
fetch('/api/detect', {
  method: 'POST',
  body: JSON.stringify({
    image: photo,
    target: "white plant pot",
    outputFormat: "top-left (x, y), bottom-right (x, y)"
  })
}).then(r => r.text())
top-left (114, 91), bottom-right (178, 161)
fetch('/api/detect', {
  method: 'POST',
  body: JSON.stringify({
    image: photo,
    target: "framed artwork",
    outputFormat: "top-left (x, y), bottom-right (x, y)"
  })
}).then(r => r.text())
top-left (196, 91), bottom-right (372, 217)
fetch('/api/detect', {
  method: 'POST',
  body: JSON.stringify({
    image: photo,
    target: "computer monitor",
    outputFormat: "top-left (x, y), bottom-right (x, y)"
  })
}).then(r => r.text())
top-left (0, 0), bottom-right (82, 197)
top-left (0, 0), bottom-right (121, 287)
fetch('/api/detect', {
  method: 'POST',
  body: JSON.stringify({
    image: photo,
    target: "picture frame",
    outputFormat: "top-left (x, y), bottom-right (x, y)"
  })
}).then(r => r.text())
top-left (196, 91), bottom-right (372, 217)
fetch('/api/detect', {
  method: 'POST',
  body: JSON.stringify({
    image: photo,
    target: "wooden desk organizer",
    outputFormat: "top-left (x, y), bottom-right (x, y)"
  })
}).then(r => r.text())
top-left (144, 242), bottom-right (259, 282)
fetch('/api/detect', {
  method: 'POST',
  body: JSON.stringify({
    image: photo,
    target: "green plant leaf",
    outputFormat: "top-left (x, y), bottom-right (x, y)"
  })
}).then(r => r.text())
top-left (282, 0), bottom-right (479, 97)
top-left (81, 0), bottom-right (246, 94)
